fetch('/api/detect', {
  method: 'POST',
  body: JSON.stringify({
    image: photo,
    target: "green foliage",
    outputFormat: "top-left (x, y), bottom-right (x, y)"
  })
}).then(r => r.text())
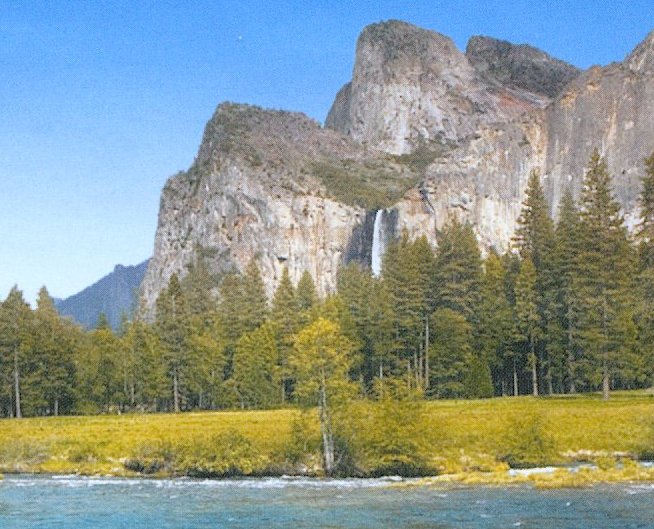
top-left (178, 429), bottom-right (268, 477)
top-left (348, 383), bottom-right (433, 476)
top-left (498, 413), bottom-right (557, 468)
top-left (296, 270), bottom-right (318, 311)
top-left (308, 158), bottom-right (420, 210)
top-left (428, 308), bottom-right (474, 398)
top-left (433, 217), bottom-right (482, 323)
top-left (573, 150), bottom-right (636, 397)
top-left (232, 322), bottom-right (280, 409)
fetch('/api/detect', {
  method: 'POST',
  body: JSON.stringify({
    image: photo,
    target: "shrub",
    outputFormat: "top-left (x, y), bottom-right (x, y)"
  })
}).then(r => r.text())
top-left (177, 429), bottom-right (268, 477)
top-left (498, 413), bottom-right (557, 468)
top-left (123, 440), bottom-right (176, 474)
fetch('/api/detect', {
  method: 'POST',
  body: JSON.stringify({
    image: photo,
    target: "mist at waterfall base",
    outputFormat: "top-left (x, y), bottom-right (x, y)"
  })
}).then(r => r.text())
top-left (1, 475), bottom-right (653, 528)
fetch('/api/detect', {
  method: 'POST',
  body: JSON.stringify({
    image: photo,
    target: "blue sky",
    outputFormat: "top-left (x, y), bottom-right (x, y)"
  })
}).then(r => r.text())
top-left (2, 0), bottom-right (653, 304)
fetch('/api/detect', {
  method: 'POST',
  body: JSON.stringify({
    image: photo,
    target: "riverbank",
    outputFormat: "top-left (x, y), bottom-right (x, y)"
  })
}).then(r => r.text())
top-left (0, 391), bottom-right (652, 487)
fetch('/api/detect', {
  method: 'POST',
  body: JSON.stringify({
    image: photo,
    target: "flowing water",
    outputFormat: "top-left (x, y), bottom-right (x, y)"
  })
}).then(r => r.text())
top-left (371, 209), bottom-right (385, 277)
top-left (1, 474), bottom-right (653, 528)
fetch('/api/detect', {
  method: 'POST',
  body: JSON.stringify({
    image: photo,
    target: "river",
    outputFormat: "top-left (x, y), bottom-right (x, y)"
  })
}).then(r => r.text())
top-left (0, 474), bottom-right (652, 528)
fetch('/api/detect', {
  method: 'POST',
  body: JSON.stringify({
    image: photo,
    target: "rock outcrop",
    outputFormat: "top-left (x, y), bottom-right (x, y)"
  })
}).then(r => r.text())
top-left (465, 36), bottom-right (581, 98)
top-left (325, 20), bottom-right (566, 155)
top-left (140, 21), bottom-right (654, 317)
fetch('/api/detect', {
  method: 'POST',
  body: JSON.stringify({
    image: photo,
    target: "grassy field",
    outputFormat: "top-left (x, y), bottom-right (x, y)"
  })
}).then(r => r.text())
top-left (1, 391), bottom-right (653, 486)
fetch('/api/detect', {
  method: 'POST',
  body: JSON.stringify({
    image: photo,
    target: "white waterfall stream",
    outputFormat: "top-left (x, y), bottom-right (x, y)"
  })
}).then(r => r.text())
top-left (371, 209), bottom-right (385, 276)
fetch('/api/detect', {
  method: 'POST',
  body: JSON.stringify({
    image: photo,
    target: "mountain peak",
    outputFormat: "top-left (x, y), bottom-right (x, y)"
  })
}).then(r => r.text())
top-left (465, 35), bottom-right (581, 98)
top-left (627, 29), bottom-right (654, 73)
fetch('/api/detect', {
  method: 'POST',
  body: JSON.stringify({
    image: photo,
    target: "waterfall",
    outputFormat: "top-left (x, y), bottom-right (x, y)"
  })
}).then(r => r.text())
top-left (371, 209), bottom-right (385, 276)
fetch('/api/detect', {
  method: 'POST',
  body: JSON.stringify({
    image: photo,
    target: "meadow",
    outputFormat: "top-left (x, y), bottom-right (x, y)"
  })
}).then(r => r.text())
top-left (1, 391), bottom-right (653, 486)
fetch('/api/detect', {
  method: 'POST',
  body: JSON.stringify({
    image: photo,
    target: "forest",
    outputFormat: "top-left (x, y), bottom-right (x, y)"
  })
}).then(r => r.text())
top-left (1, 150), bottom-right (653, 420)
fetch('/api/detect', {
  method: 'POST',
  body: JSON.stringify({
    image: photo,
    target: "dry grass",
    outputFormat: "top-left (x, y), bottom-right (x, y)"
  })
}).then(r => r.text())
top-left (0, 391), bottom-right (652, 485)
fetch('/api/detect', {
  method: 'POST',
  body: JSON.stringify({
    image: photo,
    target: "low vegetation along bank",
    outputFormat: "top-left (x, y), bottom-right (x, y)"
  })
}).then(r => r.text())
top-left (1, 392), bottom-right (653, 487)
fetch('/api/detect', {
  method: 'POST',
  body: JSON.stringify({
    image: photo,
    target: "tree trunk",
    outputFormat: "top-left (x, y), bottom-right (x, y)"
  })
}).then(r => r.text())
top-left (602, 350), bottom-right (610, 401)
top-left (424, 316), bottom-right (430, 390)
top-left (567, 304), bottom-right (576, 393)
top-left (173, 367), bottom-right (180, 413)
top-left (14, 348), bottom-right (22, 419)
top-left (602, 296), bottom-right (610, 401)
top-left (513, 360), bottom-right (519, 397)
top-left (319, 372), bottom-right (334, 476)
top-left (530, 340), bottom-right (539, 397)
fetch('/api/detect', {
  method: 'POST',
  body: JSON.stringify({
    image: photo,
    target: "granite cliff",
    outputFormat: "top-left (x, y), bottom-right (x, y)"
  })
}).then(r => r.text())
top-left (140, 21), bottom-right (654, 317)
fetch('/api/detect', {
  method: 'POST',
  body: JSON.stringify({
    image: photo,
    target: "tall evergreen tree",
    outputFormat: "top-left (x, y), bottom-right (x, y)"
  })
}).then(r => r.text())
top-left (383, 234), bottom-right (434, 389)
top-left (121, 320), bottom-right (168, 410)
top-left (574, 150), bottom-right (635, 399)
top-left (515, 257), bottom-right (541, 396)
top-left (478, 252), bottom-right (515, 395)
top-left (337, 264), bottom-right (395, 388)
top-left (270, 267), bottom-right (300, 402)
top-left (231, 322), bottom-right (280, 409)
top-left (550, 190), bottom-right (582, 393)
top-left (635, 152), bottom-right (654, 385)
top-left (30, 287), bottom-right (78, 415)
top-left (155, 274), bottom-right (190, 412)
top-left (512, 169), bottom-right (556, 393)
top-left (428, 308), bottom-right (474, 398)
top-left (296, 270), bottom-right (318, 312)
top-left (0, 286), bottom-right (33, 418)
top-left (432, 218), bottom-right (482, 323)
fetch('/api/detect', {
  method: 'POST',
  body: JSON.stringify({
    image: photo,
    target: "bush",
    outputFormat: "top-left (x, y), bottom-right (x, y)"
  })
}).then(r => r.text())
top-left (177, 429), bottom-right (268, 477)
top-left (348, 384), bottom-right (436, 476)
top-left (123, 440), bottom-right (176, 474)
top-left (498, 413), bottom-right (557, 468)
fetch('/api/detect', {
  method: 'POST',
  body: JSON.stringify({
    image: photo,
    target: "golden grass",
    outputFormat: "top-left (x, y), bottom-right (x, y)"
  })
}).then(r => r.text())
top-left (0, 391), bottom-right (652, 485)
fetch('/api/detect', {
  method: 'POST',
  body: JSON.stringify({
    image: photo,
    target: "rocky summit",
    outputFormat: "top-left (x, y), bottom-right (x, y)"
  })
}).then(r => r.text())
top-left (139, 20), bottom-right (654, 318)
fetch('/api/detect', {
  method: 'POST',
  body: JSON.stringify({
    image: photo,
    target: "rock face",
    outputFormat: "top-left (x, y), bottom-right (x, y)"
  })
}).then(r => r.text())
top-left (140, 103), bottom-right (416, 319)
top-left (325, 20), bottom-right (564, 155)
top-left (465, 36), bottom-right (581, 98)
top-left (141, 21), bottom-right (654, 317)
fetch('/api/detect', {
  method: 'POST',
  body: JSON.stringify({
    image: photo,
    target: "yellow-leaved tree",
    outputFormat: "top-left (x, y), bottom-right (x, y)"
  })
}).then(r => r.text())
top-left (291, 317), bottom-right (355, 476)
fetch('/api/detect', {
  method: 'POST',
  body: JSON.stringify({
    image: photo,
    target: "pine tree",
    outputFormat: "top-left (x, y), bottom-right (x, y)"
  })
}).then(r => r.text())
top-left (432, 217), bottom-right (482, 323)
top-left (155, 274), bottom-right (190, 412)
top-left (121, 320), bottom-right (168, 410)
top-left (296, 270), bottom-right (318, 312)
top-left (181, 256), bottom-right (217, 316)
top-left (515, 257), bottom-right (541, 396)
top-left (337, 264), bottom-right (396, 388)
top-left (513, 169), bottom-right (556, 393)
top-left (428, 308), bottom-right (474, 399)
top-left (477, 252), bottom-right (514, 395)
top-left (270, 267), bottom-right (300, 402)
top-left (574, 150), bottom-right (636, 399)
top-left (30, 287), bottom-right (78, 415)
top-left (550, 190), bottom-right (582, 393)
top-left (242, 259), bottom-right (269, 328)
top-left (382, 234), bottom-right (434, 390)
top-left (87, 316), bottom-right (123, 411)
top-left (0, 286), bottom-right (33, 418)
top-left (232, 322), bottom-right (280, 409)
top-left (635, 152), bottom-right (654, 385)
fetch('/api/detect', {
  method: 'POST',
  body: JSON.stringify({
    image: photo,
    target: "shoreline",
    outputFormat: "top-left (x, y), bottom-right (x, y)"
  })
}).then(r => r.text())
top-left (3, 462), bottom-right (654, 489)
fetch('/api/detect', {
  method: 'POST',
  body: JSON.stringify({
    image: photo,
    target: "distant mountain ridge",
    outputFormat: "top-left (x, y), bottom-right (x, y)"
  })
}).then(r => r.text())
top-left (56, 260), bottom-right (149, 330)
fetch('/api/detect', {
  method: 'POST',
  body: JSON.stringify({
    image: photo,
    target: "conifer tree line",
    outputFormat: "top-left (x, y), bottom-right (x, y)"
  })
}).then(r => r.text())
top-left (1, 150), bottom-right (653, 418)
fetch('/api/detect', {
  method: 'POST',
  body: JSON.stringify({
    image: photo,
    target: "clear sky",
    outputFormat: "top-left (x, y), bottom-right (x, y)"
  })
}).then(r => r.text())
top-left (2, 0), bottom-right (653, 305)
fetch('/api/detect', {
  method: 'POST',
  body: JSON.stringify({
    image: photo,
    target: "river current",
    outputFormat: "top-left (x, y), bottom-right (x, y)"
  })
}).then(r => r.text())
top-left (0, 474), bottom-right (653, 528)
